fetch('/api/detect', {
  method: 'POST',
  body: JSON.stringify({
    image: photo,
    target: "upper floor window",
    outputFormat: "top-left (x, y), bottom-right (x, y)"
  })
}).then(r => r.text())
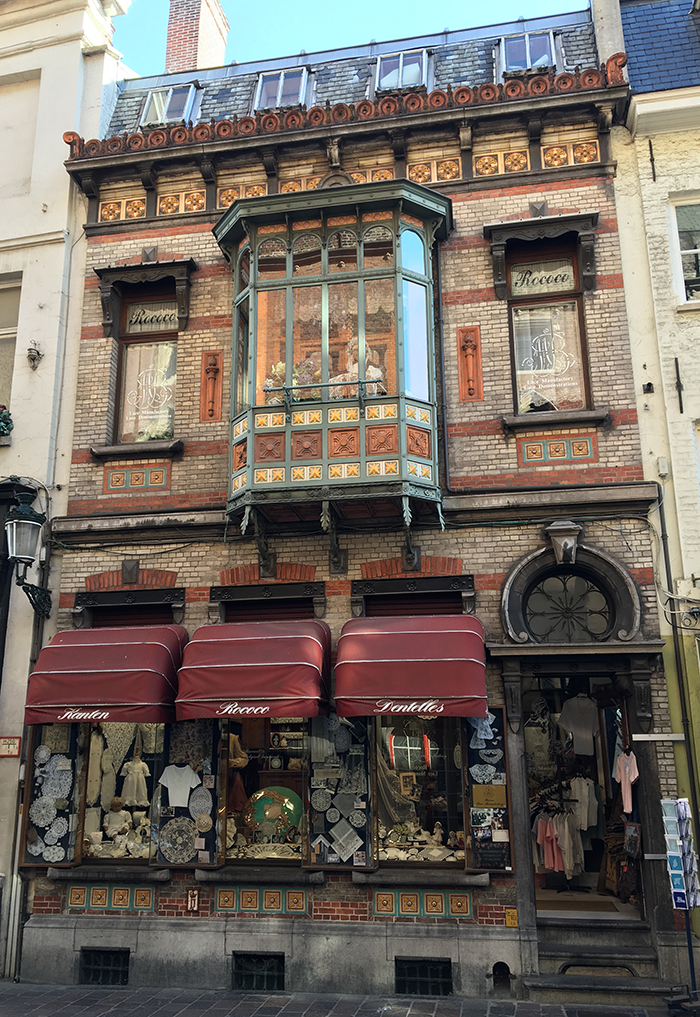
top-left (254, 69), bottom-right (308, 110)
top-left (507, 244), bottom-right (588, 414)
top-left (377, 50), bottom-right (426, 90)
top-left (0, 281), bottom-right (19, 408)
top-left (118, 290), bottom-right (178, 443)
top-left (675, 204), bottom-right (700, 302)
top-left (498, 32), bottom-right (557, 77)
top-left (233, 216), bottom-right (433, 414)
top-left (140, 84), bottom-right (198, 126)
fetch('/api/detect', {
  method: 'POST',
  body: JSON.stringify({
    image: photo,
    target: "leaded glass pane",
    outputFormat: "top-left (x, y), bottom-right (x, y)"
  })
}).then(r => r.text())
top-left (525, 572), bottom-right (612, 642)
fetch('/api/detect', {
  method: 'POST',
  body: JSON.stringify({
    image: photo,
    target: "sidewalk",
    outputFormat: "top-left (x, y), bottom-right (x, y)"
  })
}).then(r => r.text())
top-left (0, 985), bottom-right (669, 1017)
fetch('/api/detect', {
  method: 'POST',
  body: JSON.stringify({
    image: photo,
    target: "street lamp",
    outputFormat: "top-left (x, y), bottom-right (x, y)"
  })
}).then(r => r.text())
top-left (5, 492), bottom-right (52, 618)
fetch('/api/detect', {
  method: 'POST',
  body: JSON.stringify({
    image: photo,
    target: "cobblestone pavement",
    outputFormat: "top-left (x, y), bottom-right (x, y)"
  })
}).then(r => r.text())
top-left (0, 985), bottom-right (669, 1017)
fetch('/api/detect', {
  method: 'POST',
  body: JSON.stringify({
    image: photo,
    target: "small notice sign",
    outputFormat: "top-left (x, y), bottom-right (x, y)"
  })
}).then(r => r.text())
top-left (505, 908), bottom-right (518, 928)
top-left (0, 737), bottom-right (20, 757)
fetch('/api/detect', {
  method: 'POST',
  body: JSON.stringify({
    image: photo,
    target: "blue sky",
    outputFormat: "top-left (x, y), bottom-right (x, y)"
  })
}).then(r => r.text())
top-left (112, 0), bottom-right (587, 77)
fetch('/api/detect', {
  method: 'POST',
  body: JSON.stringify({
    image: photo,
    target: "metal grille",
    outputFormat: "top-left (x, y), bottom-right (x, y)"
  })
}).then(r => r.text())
top-left (395, 958), bottom-right (452, 996)
top-left (79, 949), bottom-right (129, 986)
top-left (233, 953), bottom-right (284, 991)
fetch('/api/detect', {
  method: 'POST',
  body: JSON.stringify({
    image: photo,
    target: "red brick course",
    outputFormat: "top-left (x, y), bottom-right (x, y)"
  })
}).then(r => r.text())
top-left (85, 568), bottom-right (179, 591)
top-left (361, 556), bottom-right (463, 579)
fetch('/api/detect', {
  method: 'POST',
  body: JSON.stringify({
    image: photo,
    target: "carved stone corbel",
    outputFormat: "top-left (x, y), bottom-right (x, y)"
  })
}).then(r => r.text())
top-left (390, 130), bottom-right (406, 178)
top-left (527, 115), bottom-right (542, 172)
top-left (139, 162), bottom-right (158, 218)
top-left (490, 241), bottom-right (507, 300)
top-left (628, 655), bottom-right (653, 733)
top-left (459, 121), bottom-right (473, 179)
top-left (260, 148), bottom-right (278, 194)
top-left (501, 659), bottom-right (523, 733)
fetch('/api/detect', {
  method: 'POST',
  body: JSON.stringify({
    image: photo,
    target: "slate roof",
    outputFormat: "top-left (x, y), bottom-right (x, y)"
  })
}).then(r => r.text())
top-left (621, 0), bottom-right (700, 93)
top-left (105, 11), bottom-right (597, 137)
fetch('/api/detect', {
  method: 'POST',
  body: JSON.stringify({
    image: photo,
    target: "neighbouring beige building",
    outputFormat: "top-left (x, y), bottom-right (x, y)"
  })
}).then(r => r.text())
top-left (0, 0), bottom-right (132, 976)
top-left (613, 0), bottom-right (700, 870)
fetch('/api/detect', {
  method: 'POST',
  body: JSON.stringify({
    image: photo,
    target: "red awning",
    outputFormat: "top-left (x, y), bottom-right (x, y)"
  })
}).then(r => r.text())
top-left (175, 620), bottom-right (331, 720)
top-left (335, 615), bottom-right (487, 718)
top-left (25, 625), bottom-right (188, 724)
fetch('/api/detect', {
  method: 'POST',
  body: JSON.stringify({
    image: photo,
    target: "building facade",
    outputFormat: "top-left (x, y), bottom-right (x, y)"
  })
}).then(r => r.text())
top-left (14, 0), bottom-right (690, 1001)
top-left (0, 0), bottom-right (132, 978)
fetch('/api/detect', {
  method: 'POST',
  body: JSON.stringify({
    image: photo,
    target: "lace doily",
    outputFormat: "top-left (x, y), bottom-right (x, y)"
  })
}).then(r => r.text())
top-left (42, 844), bottom-right (65, 862)
top-left (49, 817), bottom-right (68, 838)
top-left (188, 786), bottom-right (213, 820)
top-left (41, 756), bottom-right (73, 799)
top-left (310, 789), bottom-right (332, 811)
top-left (326, 808), bottom-right (340, 824)
top-left (26, 836), bottom-right (45, 857)
top-left (29, 796), bottom-right (57, 828)
top-left (34, 745), bottom-right (51, 765)
top-left (479, 749), bottom-right (503, 764)
top-left (349, 810), bottom-right (366, 828)
top-left (469, 763), bottom-right (497, 784)
top-left (160, 817), bottom-right (197, 863)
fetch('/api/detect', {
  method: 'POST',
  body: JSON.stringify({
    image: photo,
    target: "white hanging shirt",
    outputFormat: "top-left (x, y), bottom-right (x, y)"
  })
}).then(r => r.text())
top-left (158, 764), bottom-right (201, 808)
top-left (558, 695), bottom-right (598, 755)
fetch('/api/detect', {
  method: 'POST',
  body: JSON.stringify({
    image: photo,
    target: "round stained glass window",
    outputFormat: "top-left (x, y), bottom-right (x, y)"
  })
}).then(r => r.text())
top-left (524, 570), bottom-right (613, 643)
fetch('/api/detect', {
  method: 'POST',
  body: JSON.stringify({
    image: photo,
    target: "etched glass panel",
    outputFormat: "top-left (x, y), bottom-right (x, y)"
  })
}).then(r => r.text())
top-left (258, 239), bottom-right (287, 280)
top-left (292, 234), bottom-right (321, 277)
top-left (119, 340), bottom-right (176, 443)
top-left (513, 301), bottom-right (585, 413)
top-left (256, 289), bottom-right (287, 404)
top-left (365, 278), bottom-right (395, 397)
top-left (328, 231), bottom-right (358, 273)
top-left (509, 258), bottom-right (574, 297)
top-left (292, 285), bottom-right (322, 401)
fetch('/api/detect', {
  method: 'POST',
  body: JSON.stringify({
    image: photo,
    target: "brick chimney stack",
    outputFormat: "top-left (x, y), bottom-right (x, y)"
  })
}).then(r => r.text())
top-left (165, 0), bottom-right (230, 73)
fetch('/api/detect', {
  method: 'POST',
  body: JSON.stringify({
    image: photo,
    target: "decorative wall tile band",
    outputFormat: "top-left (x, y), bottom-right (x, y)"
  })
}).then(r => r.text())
top-left (518, 434), bottom-right (597, 466)
top-left (291, 410), bottom-right (323, 425)
top-left (372, 889), bottom-right (471, 917)
top-left (157, 191), bottom-right (205, 216)
top-left (232, 471), bottom-right (248, 491)
top-left (365, 403), bottom-right (398, 420)
top-left (68, 885), bottom-right (154, 911)
top-left (406, 405), bottom-right (430, 423)
top-left (291, 465), bottom-right (323, 481)
top-left (400, 213), bottom-right (424, 229)
top-left (473, 151), bottom-right (530, 176)
top-left (328, 406), bottom-right (360, 423)
top-left (292, 219), bottom-right (323, 231)
top-left (407, 460), bottom-right (432, 480)
top-left (328, 463), bottom-right (361, 479)
top-left (258, 223), bottom-right (286, 234)
top-left (215, 887), bottom-right (308, 914)
top-left (366, 460), bottom-right (399, 476)
top-left (541, 140), bottom-right (600, 167)
top-left (255, 412), bottom-right (286, 428)
top-left (254, 467), bottom-right (286, 483)
top-left (99, 197), bottom-right (146, 222)
top-left (105, 465), bottom-right (170, 493)
top-left (407, 159), bottom-right (461, 185)
top-left (233, 418), bottom-right (248, 439)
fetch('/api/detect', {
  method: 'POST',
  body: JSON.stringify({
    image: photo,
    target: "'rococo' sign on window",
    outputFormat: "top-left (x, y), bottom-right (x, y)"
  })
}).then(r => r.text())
top-left (126, 301), bottom-right (179, 334)
top-left (510, 258), bottom-right (574, 296)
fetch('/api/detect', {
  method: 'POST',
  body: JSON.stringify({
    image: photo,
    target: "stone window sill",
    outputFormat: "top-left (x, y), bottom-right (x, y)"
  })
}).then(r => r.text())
top-left (501, 408), bottom-right (609, 432)
top-left (676, 302), bottom-right (700, 314)
top-left (195, 866), bottom-right (324, 885)
top-left (352, 868), bottom-right (490, 887)
top-left (90, 439), bottom-right (184, 460)
top-left (47, 866), bottom-right (171, 882)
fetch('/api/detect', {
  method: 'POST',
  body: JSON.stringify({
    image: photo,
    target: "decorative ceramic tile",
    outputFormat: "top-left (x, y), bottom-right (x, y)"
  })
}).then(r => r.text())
top-left (246, 184), bottom-right (267, 197)
top-left (350, 172), bottom-right (367, 184)
top-left (408, 164), bottom-right (431, 183)
top-left (232, 441), bottom-right (247, 471)
top-left (400, 213), bottom-right (424, 229)
top-left (437, 159), bottom-right (460, 181)
top-left (99, 201), bottom-right (123, 222)
top-left (263, 890), bottom-right (282, 911)
top-left (503, 151), bottom-right (528, 173)
top-left (399, 892), bottom-right (420, 915)
top-left (292, 219), bottom-right (322, 230)
top-left (327, 406), bottom-right (360, 423)
top-left (133, 888), bottom-right (153, 909)
top-left (306, 177), bottom-right (322, 190)
top-left (216, 889), bottom-right (236, 911)
top-left (366, 424), bottom-right (398, 455)
top-left (406, 426), bottom-right (431, 459)
top-left (255, 412), bottom-right (286, 428)
top-left (448, 893), bottom-right (471, 916)
top-left (68, 886), bottom-right (86, 908)
top-left (362, 210), bottom-right (392, 222)
top-left (374, 891), bottom-right (396, 915)
top-left (99, 197), bottom-right (147, 222)
top-left (240, 889), bottom-right (260, 910)
top-left (89, 887), bottom-right (108, 908)
top-left (407, 460), bottom-right (432, 480)
top-left (184, 191), bottom-right (205, 212)
top-left (372, 168), bottom-right (394, 181)
top-left (218, 187), bottom-right (240, 208)
top-left (104, 464), bottom-right (170, 494)
top-left (328, 463), bottom-right (360, 479)
top-left (518, 435), bottom-right (596, 466)
top-left (327, 215), bottom-right (357, 226)
top-left (111, 888), bottom-right (130, 909)
top-left (286, 890), bottom-right (306, 911)
top-left (291, 465), bottom-right (323, 481)
top-left (291, 430), bottom-right (322, 459)
top-left (573, 141), bottom-right (599, 163)
top-left (158, 194), bottom-right (181, 215)
top-left (232, 472), bottom-right (248, 491)
top-left (364, 403), bottom-right (397, 420)
top-left (233, 418), bottom-right (248, 439)
top-left (280, 180), bottom-right (302, 192)
top-left (258, 223), bottom-right (286, 234)
top-left (254, 432), bottom-right (285, 462)
top-left (424, 893), bottom-right (445, 915)
top-left (366, 460), bottom-right (399, 476)
top-left (542, 145), bottom-right (568, 168)
top-left (254, 468), bottom-right (286, 484)
top-left (328, 428), bottom-right (360, 458)
top-left (291, 409), bottom-right (322, 425)
top-left (474, 154), bottom-right (499, 176)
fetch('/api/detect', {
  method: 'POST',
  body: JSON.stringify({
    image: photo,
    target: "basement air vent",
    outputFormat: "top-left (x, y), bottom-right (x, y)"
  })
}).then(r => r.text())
top-left (79, 948), bottom-right (129, 986)
top-left (395, 957), bottom-right (453, 995)
top-left (233, 952), bottom-right (285, 991)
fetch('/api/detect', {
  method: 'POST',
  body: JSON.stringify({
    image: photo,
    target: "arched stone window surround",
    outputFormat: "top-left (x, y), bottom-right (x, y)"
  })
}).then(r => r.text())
top-left (501, 543), bottom-right (641, 644)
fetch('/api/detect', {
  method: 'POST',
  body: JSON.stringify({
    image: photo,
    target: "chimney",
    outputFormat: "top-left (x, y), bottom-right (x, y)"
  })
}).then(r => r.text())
top-left (165, 0), bottom-right (230, 74)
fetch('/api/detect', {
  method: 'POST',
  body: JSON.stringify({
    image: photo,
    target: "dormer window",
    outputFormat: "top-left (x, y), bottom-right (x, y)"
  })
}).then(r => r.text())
top-left (499, 32), bottom-right (557, 75)
top-left (254, 69), bottom-right (308, 110)
top-left (377, 50), bottom-right (426, 90)
top-left (140, 84), bottom-right (198, 126)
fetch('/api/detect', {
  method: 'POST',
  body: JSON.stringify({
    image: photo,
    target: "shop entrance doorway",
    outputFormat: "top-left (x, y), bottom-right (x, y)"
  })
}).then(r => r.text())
top-left (523, 672), bottom-right (643, 919)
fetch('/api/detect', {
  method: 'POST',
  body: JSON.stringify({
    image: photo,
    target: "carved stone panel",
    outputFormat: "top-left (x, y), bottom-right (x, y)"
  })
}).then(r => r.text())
top-left (329, 428), bottom-right (360, 458)
top-left (366, 424), bottom-right (398, 455)
top-left (232, 441), bottom-right (247, 471)
top-left (254, 432), bottom-right (285, 462)
top-left (291, 430), bottom-right (322, 460)
top-left (406, 426), bottom-right (431, 459)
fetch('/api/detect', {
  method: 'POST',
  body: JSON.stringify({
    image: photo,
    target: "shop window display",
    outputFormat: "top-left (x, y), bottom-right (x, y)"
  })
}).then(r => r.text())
top-left (24, 724), bottom-right (82, 865)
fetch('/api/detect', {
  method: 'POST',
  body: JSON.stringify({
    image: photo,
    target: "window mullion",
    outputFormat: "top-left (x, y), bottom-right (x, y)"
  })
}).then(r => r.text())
top-left (398, 53), bottom-right (404, 88)
top-left (524, 35), bottom-right (531, 68)
top-left (276, 73), bottom-right (284, 108)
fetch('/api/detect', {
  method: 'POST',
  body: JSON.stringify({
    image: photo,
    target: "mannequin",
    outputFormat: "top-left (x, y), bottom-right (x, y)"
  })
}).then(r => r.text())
top-left (120, 748), bottom-right (151, 807)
